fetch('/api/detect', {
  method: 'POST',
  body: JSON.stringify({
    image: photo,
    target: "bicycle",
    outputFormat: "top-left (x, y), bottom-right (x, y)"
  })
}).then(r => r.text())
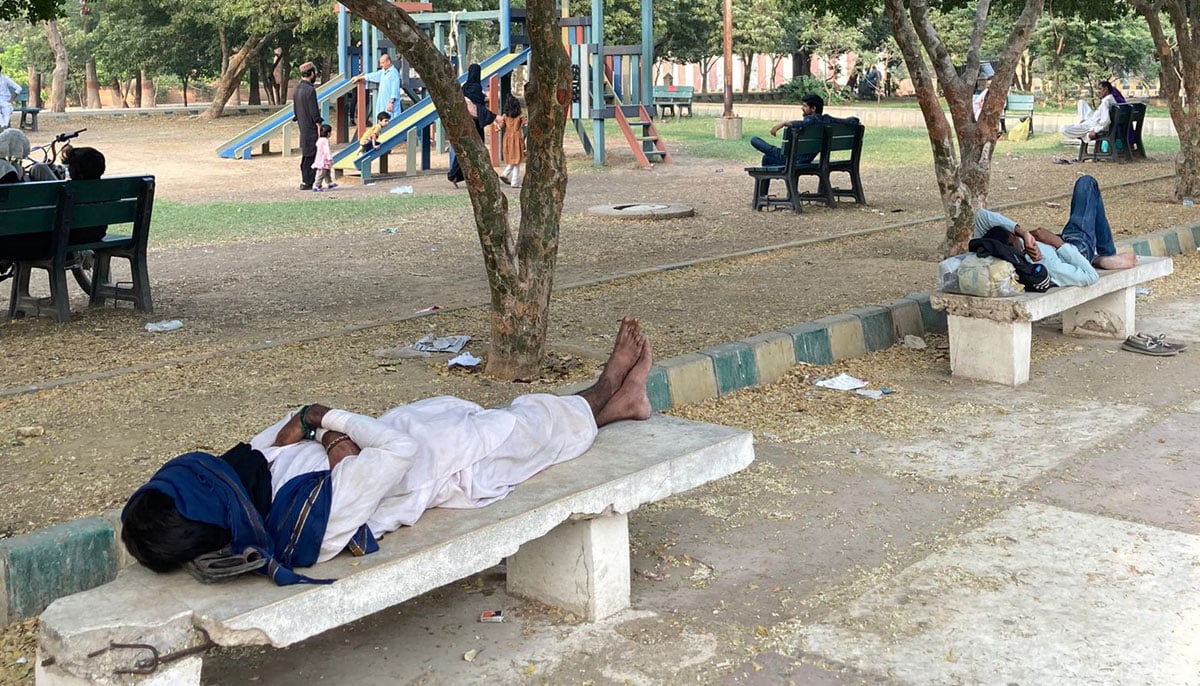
top-left (0, 128), bottom-right (95, 295)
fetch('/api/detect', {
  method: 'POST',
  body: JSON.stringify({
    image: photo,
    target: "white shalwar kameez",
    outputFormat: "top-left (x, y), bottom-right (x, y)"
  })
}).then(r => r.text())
top-left (1061, 93), bottom-right (1115, 140)
top-left (249, 394), bottom-right (597, 563)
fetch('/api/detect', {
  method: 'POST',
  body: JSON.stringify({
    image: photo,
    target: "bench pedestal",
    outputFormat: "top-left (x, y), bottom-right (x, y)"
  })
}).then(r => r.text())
top-left (37, 655), bottom-right (202, 686)
top-left (508, 513), bottom-right (630, 621)
top-left (1063, 287), bottom-right (1134, 337)
top-left (948, 315), bottom-right (1032, 386)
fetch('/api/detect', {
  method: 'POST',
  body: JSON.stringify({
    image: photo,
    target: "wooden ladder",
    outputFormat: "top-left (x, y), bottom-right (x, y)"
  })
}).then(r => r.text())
top-left (614, 104), bottom-right (672, 170)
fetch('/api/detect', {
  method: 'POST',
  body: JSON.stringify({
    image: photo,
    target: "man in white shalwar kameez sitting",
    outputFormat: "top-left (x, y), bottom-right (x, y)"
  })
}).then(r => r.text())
top-left (120, 318), bottom-right (654, 585)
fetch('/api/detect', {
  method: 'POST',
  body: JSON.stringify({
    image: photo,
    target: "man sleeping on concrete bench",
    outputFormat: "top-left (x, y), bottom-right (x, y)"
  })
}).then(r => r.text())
top-left (972, 174), bottom-right (1136, 288)
top-left (120, 317), bottom-right (654, 585)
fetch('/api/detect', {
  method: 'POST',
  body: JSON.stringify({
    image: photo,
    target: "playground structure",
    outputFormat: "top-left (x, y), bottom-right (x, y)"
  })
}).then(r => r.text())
top-left (215, 1), bottom-right (669, 179)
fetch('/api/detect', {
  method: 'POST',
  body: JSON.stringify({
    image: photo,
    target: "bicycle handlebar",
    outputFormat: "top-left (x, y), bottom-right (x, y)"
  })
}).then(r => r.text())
top-left (54, 128), bottom-right (87, 143)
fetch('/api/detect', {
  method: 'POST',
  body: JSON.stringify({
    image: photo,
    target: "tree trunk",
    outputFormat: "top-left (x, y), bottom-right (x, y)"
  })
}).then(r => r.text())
top-left (339, 0), bottom-right (570, 379)
top-left (204, 33), bottom-right (276, 119)
top-left (181, 75), bottom-right (190, 107)
top-left (45, 21), bottom-right (69, 113)
top-left (140, 70), bottom-right (154, 108)
top-left (133, 72), bottom-right (142, 107)
top-left (248, 66), bottom-right (261, 106)
top-left (739, 52), bottom-right (753, 92)
top-left (84, 59), bottom-right (101, 109)
top-left (27, 67), bottom-right (41, 108)
top-left (273, 45), bottom-right (289, 104)
top-left (1132, 0), bottom-right (1200, 200)
top-left (883, 0), bottom-right (1043, 254)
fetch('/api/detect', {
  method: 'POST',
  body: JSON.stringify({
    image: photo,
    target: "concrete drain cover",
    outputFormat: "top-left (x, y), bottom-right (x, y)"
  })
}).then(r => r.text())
top-left (587, 203), bottom-right (695, 219)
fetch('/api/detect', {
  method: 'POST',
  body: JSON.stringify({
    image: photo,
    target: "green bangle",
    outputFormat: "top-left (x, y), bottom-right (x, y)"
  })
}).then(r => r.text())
top-left (297, 404), bottom-right (316, 440)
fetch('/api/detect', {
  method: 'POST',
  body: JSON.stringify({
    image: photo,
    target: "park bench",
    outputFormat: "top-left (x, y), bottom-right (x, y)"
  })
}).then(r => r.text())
top-left (653, 85), bottom-right (694, 120)
top-left (14, 85), bottom-right (41, 132)
top-left (744, 118), bottom-right (866, 213)
top-left (930, 255), bottom-right (1173, 386)
top-left (1077, 102), bottom-right (1135, 163)
top-left (36, 414), bottom-right (754, 685)
top-left (999, 92), bottom-right (1034, 135)
top-left (2, 176), bottom-right (156, 323)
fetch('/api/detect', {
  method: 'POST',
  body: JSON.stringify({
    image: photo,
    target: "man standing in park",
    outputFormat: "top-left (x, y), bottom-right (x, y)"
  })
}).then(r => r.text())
top-left (293, 61), bottom-right (321, 191)
top-left (0, 66), bottom-right (22, 130)
top-left (352, 52), bottom-right (402, 118)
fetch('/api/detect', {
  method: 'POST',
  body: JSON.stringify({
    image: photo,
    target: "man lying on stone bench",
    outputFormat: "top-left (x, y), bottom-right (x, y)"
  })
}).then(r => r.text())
top-left (120, 317), bottom-right (654, 585)
top-left (972, 174), bottom-right (1136, 287)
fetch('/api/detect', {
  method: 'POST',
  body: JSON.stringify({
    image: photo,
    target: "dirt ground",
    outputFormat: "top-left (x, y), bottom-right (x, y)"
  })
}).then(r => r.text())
top-left (1, 109), bottom-right (1198, 685)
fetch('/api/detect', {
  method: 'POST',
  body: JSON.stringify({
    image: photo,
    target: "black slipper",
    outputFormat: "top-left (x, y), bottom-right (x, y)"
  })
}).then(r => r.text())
top-left (1121, 335), bottom-right (1180, 356)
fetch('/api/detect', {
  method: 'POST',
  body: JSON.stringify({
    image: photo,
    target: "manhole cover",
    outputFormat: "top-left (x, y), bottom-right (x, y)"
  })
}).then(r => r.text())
top-left (587, 203), bottom-right (695, 219)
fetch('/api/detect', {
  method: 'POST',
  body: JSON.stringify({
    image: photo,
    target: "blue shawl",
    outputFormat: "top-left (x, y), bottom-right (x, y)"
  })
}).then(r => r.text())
top-left (124, 452), bottom-right (338, 586)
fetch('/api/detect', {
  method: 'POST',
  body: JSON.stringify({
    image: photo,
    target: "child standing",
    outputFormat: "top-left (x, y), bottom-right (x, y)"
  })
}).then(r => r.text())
top-left (360, 111), bottom-right (391, 154)
top-left (312, 123), bottom-right (336, 192)
top-left (495, 96), bottom-right (526, 188)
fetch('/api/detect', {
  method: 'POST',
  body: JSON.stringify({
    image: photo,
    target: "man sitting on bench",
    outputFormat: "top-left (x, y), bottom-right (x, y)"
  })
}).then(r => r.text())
top-left (972, 174), bottom-right (1136, 288)
top-left (120, 318), bottom-right (655, 585)
top-left (750, 93), bottom-right (830, 167)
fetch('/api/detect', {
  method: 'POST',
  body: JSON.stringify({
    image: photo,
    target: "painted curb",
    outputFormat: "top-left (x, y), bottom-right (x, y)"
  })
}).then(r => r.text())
top-left (2, 220), bottom-right (1198, 626)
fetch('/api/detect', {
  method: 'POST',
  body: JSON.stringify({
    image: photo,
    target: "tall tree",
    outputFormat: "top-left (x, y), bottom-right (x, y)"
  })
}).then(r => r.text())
top-left (815, 0), bottom-right (1043, 253)
top-left (0, 0), bottom-right (61, 23)
top-left (1130, 0), bottom-right (1200, 200)
top-left (339, 0), bottom-right (571, 379)
top-left (44, 19), bottom-right (68, 111)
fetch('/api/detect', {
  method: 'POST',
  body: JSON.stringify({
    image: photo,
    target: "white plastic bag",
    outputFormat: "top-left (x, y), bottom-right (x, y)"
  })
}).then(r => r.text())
top-left (956, 255), bottom-right (1020, 297)
top-left (937, 254), bottom-right (969, 292)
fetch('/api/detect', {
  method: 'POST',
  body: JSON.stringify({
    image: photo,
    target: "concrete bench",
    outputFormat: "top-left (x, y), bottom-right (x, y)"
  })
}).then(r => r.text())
top-left (36, 414), bottom-right (754, 685)
top-left (930, 255), bottom-right (1173, 385)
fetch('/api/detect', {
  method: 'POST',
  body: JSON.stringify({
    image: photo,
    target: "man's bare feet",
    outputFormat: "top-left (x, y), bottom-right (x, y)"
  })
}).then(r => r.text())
top-left (1093, 253), bottom-right (1137, 270)
top-left (594, 339), bottom-right (653, 427)
top-left (579, 317), bottom-right (644, 415)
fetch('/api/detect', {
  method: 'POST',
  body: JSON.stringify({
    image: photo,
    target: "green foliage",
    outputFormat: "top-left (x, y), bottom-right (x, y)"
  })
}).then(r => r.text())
top-left (0, 42), bottom-right (27, 83)
top-left (1029, 12), bottom-right (1154, 107)
top-left (776, 74), bottom-right (851, 105)
top-left (0, 0), bottom-right (63, 23)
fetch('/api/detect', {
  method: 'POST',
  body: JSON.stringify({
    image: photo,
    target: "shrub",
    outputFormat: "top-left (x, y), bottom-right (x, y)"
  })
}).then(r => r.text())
top-left (774, 75), bottom-right (852, 105)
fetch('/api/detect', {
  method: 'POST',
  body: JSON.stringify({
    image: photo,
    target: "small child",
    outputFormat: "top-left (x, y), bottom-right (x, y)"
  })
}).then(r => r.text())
top-left (360, 111), bottom-right (391, 154)
top-left (312, 123), bottom-right (336, 192)
top-left (494, 96), bottom-right (526, 188)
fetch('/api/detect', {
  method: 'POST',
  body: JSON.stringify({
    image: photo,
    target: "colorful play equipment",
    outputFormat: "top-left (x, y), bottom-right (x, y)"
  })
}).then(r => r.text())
top-left (563, 0), bottom-right (670, 169)
top-left (216, 1), bottom-right (669, 178)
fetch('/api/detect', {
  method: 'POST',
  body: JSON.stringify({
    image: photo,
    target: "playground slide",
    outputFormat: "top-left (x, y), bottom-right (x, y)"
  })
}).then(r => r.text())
top-left (332, 47), bottom-right (530, 176)
top-left (215, 74), bottom-right (355, 160)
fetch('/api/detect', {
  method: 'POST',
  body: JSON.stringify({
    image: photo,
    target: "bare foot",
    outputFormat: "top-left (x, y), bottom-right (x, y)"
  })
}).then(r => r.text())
top-left (595, 339), bottom-right (653, 427)
top-left (578, 318), bottom-right (644, 416)
top-left (1093, 253), bottom-right (1137, 270)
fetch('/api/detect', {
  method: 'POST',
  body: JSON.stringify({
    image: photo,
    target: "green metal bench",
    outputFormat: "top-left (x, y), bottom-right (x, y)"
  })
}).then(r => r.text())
top-left (652, 85), bottom-right (694, 120)
top-left (14, 85), bottom-right (41, 132)
top-left (744, 119), bottom-right (867, 213)
top-left (2, 176), bottom-right (156, 322)
top-left (1000, 92), bottom-right (1035, 135)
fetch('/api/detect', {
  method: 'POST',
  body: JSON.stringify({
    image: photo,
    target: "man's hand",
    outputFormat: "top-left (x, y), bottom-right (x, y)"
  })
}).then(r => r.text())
top-left (1087, 131), bottom-right (1096, 140)
top-left (1030, 227), bottom-right (1064, 250)
top-left (770, 122), bottom-right (784, 137)
top-left (273, 404), bottom-right (330, 446)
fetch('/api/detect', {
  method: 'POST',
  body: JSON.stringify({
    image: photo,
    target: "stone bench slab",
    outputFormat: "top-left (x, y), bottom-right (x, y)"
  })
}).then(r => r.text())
top-left (38, 414), bottom-right (754, 685)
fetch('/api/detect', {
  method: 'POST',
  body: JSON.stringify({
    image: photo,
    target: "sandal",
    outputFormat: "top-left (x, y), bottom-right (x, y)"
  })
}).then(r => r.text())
top-left (1121, 334), bottom-right (1181, 357)
top-left (184, 547), bottom-right (267, 583)
top-left (1130, 332), bottom-right (1188, 352)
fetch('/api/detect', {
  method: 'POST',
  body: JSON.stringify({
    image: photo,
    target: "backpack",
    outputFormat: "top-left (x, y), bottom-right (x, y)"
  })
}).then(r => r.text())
top-left (968, 227), bottom-right (1052, 292)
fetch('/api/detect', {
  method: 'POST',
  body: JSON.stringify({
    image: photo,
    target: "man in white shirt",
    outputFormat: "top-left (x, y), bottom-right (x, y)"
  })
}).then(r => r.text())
top-left (120, 318), bottom-right (655, 584)
top-left (1061, 80), bottom-right (1119, 141)
top-left (0, 66), bottom-right (22, 130)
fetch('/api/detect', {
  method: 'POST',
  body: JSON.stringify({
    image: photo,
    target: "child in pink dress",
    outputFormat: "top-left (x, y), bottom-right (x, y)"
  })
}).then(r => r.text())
top-left (312, 124), bottom-right (336, 192)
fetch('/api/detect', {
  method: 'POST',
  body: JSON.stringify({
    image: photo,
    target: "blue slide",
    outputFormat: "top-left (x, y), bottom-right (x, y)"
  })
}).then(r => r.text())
top-left (216, 74), bottom-right (356, 160)
top-left (333, 47), bottom-right (530, 182)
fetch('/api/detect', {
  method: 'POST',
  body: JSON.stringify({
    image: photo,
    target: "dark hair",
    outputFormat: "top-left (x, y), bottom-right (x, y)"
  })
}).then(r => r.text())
top-left (319, 123), bottom-right (332, 138)
top-left (801, 93), bottom-right (825, 114)
top-left (63, 146), bottom-right (105, 180)
top-left (376, 111), bottom-right (391, 123)
top-left (504, 95), bottom-right (522, 118)
top-left (121, 490), bottom-right (231, 573)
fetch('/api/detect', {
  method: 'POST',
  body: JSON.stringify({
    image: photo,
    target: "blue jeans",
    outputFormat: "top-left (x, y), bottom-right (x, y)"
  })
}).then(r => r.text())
top-left (1060, 175), bottom-right (1116, 262)
top-left (751, 136), bottom-right (785, 167)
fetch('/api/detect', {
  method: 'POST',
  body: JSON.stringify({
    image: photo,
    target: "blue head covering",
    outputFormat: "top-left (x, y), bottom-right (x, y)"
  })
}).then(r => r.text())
top-left (123, 452), bottom-right (335, 586)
